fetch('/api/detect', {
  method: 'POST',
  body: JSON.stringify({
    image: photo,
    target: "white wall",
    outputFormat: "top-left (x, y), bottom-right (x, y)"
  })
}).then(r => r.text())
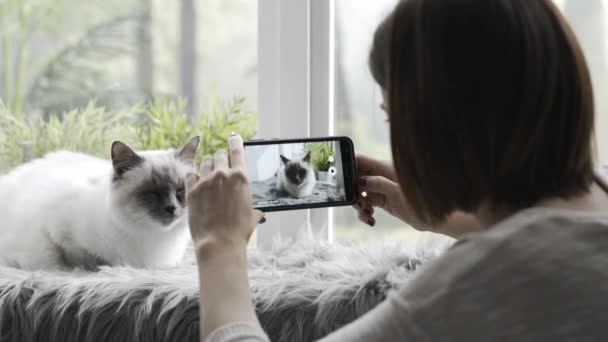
top-left (246, 143), bottom-right (307, 181)
top-left (279, 143), bottom-right (305, 159)
top-left (246, 145), bottom-right (280, 181)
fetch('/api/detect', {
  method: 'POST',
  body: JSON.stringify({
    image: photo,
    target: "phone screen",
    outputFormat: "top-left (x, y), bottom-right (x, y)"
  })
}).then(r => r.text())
top-left (244, 137), bottom-right (357, 212)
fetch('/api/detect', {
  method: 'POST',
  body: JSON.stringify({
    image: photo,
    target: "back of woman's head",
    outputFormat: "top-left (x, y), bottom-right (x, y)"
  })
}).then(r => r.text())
top-left (371, 0), bottom-right (595, 224)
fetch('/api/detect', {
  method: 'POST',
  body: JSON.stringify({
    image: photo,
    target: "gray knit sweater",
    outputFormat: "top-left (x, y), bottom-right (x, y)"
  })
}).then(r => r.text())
top-left (208, 207), bottom-right (608, 341)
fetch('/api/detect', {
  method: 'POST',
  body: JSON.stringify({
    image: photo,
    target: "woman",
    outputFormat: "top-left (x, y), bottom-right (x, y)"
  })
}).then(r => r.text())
top-left (187, 0), bottom-right (608, 340)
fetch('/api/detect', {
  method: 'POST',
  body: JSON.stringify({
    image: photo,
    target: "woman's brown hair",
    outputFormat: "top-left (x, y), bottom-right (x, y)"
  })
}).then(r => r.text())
top-left (370, 0), bottom-right (595, 223)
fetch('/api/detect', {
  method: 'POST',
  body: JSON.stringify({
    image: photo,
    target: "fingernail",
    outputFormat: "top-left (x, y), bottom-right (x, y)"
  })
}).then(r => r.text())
top-left (357, 177), bottom-right (368, 187)
top-left (228, 134), bottom-right (242, 149)
top-left (367, 218), bottom-right (376, 227)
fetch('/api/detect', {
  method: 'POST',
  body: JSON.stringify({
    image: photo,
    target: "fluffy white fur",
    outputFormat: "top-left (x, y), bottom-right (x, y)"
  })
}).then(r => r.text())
top-left (0, 237), bottom-right (454, 342)
top-left (0, 140), bottom-right (198, 270)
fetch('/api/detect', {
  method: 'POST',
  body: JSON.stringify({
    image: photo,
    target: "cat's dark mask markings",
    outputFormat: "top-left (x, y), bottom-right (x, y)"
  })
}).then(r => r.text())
top-left (112, 137), bottom-right (199, 225)
top-left (276, 151), bottom-right (316, 198)
top-left (136, 169), bottom-right (185, 224)
top-left (280, 151), bottom-right (312, 186)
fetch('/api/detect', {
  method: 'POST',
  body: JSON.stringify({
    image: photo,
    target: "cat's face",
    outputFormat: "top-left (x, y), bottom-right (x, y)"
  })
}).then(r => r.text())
top-left (280, 151), bottom-right (312, 186)
top-left (109, 137), bottom-right (200, 231)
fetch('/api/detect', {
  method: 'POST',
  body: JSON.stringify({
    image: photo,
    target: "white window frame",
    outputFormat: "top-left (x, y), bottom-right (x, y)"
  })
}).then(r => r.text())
top-left (256, 0), bottom-right (335, 249)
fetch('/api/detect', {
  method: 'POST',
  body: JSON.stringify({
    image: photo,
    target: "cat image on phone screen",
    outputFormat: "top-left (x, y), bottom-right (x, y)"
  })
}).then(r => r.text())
top-left (276, 151), bottom-right (316, 198)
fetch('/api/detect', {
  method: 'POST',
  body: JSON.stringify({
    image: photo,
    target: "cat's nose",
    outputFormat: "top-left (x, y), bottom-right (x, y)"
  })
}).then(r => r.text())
top-left (165, 205), bottom-right (176, 216)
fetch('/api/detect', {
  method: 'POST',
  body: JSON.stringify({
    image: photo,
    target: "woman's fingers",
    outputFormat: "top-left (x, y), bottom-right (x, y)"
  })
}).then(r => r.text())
top-left (356, 155), bottom-right (396, 180)
top-left (356, 155), bottom-right (383, 176)
top-left (358, 175), bottom-right (397, 194)
top-left (355, 200), bottom-right (374, 216)
top-left (357, 191), bottom-right (386, 210)
top-left (200, 156), bottom-right (213, 177)
top-left (228, 134), bottom-right (247, 171)
top-left (357, 210), bottom-right (376, 227)
top-left (253, 209), bottom-right (266, 224)
top-left (354, 201), bottom-right (376, 227)
top-left (185, 172), bottom-right (200, 193)
top-left (214, 150), bottom-right (229, 170)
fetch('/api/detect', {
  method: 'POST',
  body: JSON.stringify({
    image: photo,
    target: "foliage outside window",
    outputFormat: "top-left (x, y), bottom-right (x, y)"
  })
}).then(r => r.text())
top-left (0, 0), bottom-right (258, 171)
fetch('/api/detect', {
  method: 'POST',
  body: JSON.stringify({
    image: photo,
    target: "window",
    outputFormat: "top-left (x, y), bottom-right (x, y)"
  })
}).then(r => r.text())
top-left (332, 0), bottom-right (422, 243)
top-left (0, 0), bottom-right (257, 114)
top-left (0, 0), bottom-right (258, 243)
top-left (2, 0), bottom-right (607, 247)
top-left (553, 0), bottom-right (608, 164)
top-left (332, 0), bottom-right (608, 243)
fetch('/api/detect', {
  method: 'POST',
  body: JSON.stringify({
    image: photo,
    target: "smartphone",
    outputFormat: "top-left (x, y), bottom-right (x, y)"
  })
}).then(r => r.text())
top-left (244, 136), bottom-right (357, 212)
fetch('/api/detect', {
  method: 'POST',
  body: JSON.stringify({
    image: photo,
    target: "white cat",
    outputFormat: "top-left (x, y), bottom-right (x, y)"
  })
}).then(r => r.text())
top-left (276, 151), bottom-right (316, 198)
top-left (0, 137), bottom-right (200, 270)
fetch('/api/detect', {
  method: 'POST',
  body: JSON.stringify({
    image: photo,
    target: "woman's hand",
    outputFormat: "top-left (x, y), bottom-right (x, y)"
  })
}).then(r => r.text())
top-left (353, 155), bottom-right (419, 227)
top-left (186, 134), bottom-right (264, 254)
top-left (354, 155), bottom-right (481, 238)
top-left (187, 134), bottom-right (266, 340)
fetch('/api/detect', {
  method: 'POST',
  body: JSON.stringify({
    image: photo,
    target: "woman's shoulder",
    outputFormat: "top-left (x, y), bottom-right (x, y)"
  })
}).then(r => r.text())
top-left (401, 208), bottom-right (608, 301)
top-left (454, 207), bottom-right (608, 265)
top-left (392, 208), bottom-right (608, 341)
top-left (471, 207), bottom-right (608, 247)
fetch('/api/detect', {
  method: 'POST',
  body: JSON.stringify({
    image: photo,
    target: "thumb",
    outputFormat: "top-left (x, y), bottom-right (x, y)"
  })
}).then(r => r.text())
top-left (359, 175), bottom-right (398, 195)
top-left (186, 172), bottom-right (200, 193)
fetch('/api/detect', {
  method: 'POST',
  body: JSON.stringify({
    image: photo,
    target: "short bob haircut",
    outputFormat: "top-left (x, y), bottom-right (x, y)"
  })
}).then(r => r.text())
top-left (370, 0), bottom-right (595, 224)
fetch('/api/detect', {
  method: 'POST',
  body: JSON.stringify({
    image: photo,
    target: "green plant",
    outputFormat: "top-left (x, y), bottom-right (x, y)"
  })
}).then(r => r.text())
top-left (304, 142), bottom-right (334, 172)
top-left (135, 96), bottom-right (257, 162)
top-left (0, 96), bottom-right (257, 173)
top-left (0, 100), bottom-right (137, 172)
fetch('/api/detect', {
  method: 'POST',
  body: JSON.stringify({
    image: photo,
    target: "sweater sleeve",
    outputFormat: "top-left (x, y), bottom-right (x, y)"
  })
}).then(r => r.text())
top-left (204, 234), bottom-right (482, 342)
top-left (317, 290), bottom-right (433, 342)
top-left (206, 322), bottom-right (270, 342)
top-left (207, 209), bottom-right (608, 342)
top-left (205, 293), bottom-right (431, 342)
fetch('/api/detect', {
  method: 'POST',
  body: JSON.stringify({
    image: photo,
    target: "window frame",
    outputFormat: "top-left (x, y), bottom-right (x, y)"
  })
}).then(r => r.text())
top-left (256, 0), bottom-right (336, 248)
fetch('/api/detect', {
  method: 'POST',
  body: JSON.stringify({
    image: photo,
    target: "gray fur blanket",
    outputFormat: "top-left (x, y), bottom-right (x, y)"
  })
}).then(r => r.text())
top-left (251, 177), bottom-right (345, 206)
top-left (0, 236), bottom-right (453, 342)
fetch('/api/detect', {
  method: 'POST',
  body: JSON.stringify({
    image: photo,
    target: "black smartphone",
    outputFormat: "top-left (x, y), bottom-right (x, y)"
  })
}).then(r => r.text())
top-left (244, 136), bottom-right (357, 212)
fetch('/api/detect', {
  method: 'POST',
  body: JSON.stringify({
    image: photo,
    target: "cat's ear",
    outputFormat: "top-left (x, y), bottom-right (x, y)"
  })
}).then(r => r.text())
top-left (177, 136), bottom-right (201, 164)
top-left (303, 151), bottom-right (312, 163)
top-left (280, 155), bottom-right (290, 164)
top-left (111, 141), bottom-right (143, 177)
